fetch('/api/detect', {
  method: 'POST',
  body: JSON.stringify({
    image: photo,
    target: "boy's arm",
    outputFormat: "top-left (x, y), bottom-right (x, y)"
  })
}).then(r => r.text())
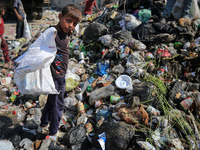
top-left (13, 8), bottom-right (23, 20)
top-left (80, 0), bottom-right (86, 5)
top-left (94, 1), bottom-right (100, 12)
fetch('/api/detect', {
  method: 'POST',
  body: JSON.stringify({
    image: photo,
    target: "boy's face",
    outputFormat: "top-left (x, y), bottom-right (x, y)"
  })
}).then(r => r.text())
top-left (58, 13), bottom-right (79, 34)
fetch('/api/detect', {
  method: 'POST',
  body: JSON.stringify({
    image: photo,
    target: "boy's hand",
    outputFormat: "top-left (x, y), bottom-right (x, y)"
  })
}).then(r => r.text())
top-left (18, 15), bottom-right (23, 20)
top-left (80, 2), bottom-right (84, 5)
top-left (68, 29), bottom-right (74, 36)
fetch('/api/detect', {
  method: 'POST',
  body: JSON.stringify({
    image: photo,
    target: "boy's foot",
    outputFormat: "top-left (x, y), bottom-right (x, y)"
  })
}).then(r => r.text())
top-left (37, 125), bottom-right (49, 135)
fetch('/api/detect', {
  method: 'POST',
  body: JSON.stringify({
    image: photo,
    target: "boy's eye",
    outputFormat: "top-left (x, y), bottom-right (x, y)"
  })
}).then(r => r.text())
top-left (66, 19), bottom-right (71, 23)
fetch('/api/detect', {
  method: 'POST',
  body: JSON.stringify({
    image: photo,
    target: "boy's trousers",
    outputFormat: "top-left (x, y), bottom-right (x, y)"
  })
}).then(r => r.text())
top-left (40, 76), bottom-right (66, 135)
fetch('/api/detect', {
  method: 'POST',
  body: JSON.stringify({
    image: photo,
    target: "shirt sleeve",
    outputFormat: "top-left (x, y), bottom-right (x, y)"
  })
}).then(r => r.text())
top-left (13, 0), bottom-right (18, 8)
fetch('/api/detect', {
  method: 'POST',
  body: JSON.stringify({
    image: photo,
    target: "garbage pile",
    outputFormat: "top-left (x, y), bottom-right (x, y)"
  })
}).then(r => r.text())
top-left (41, 7), bottom-right (60, 22)
top-left (1, 0), bottom-right (200, 150)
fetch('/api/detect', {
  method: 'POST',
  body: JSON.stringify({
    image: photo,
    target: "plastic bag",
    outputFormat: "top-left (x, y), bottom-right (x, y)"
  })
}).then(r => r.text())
top-left (138, 9), bottom-right (151, 23)
top-left (172, 0), bottom-right (183, 19)
top-left (23, 16), bottom-right (32, 41)
top-left (0, 140), bottom-right (14, 150)
top-left (125, 14), bottom-right (141, 30)
top-left (189, 0), bottom-right (200, 19)
top-left (15, 27), bottom-right (57, 75)
top-left (14, 27), bottom-right (58, 95)
top-left (65, 77), bottom-right (79, 92)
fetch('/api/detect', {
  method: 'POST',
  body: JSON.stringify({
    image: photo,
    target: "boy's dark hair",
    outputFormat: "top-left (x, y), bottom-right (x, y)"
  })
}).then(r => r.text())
top-left (62, 4), bottom-right (82, 22)
top-left (0, 6), bottom-right (5, 16)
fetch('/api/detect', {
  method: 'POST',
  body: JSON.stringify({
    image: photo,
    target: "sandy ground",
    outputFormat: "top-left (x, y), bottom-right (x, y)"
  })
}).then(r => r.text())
top-left (4, 20), bottom-right (59, 40)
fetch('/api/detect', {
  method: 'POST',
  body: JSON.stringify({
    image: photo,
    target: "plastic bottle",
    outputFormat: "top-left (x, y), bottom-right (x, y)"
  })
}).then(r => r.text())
top-left (69, 37), bottom-right (79, 49)
top-left (89, 84), bottom-right (115, 105)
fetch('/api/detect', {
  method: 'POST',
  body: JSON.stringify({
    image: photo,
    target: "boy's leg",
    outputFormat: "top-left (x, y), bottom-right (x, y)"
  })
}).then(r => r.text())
top-left (16, 19), bottom-right (24, 39)
top-left (20, 19), bottom-right (24, 38)
top-left (1, 36), bottom-right (10, 63)
top-left (40, 95), bottom-right (51, 127)
top-left (41, 76), bottom-right (65, 135)
top-left (161, 0), bottom-right (177, 18)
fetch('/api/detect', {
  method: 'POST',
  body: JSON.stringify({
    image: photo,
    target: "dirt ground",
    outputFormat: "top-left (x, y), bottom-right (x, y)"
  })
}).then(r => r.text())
top-left (4, 20), bottom-right (58, 40)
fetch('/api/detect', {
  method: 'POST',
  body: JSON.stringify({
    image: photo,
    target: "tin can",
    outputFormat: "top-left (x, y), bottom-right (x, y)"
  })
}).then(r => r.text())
top-left (110, 11), bottom-right (118, 19)
top-left (25, 102), bottom-right (32, 109)
top-left (85, 123), bottom-right (94, 133)
top-left (77, 101), bottom-right (85, 114)
top-left (95, 100), bottom-right (103, 108)
top-left (146, 105), bottom-right (160, 116)
top-left (79, 52), bottom-right (84, 60)
top-left (110, 95), bottom-right (121, 104)
top-left (180, 97), bottom-right (194, 110)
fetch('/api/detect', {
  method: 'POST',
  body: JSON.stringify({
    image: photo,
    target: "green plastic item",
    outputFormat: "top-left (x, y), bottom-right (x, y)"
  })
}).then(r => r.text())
top-left (138, 9), bottom-right (151, 22)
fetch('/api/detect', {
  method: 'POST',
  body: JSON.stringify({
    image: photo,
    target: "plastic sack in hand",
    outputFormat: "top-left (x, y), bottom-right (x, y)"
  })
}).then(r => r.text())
top-left (23, 16), bottom-right (32, 41)
top-left (14, 27), bottom-right (58, 95)
top-left (15, 27), bottom-right (57, 75)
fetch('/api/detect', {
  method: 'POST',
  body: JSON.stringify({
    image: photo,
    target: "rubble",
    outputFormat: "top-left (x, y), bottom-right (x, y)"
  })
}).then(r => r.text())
top-left (1, 0), bottom-right (200, 150)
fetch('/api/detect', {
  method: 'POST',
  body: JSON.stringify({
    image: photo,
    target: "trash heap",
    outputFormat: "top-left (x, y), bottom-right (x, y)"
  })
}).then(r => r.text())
top-left (41, 7), bottom-right (60, 22)
top-left (1, 1), bottom-right (200, 150)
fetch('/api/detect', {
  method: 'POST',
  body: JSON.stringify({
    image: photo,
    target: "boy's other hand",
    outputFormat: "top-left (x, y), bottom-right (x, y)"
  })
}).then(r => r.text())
top-left (80, 2), bottom-right (84, 5)
top-left (18, 15), bottom-right (23, 20)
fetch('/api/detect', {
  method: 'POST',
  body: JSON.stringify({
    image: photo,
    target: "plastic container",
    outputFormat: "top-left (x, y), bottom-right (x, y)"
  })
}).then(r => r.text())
top-left (115, 75), bottom-right (132, 89)
top-left (89, 84), bottom-right (115, 105)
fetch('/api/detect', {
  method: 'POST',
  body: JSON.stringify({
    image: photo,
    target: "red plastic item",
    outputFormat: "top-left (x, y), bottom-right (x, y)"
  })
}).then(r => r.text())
top-left (157, 48), bottom-right (171, 58)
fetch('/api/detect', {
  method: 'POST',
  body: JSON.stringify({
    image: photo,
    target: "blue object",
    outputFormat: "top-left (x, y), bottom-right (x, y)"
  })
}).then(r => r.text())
top-left (96, 61), bottom-right (110, 76)
top-left (88, 76), bottom-right (96, 84)
top-left (96, 109), bottom-right (112, 122)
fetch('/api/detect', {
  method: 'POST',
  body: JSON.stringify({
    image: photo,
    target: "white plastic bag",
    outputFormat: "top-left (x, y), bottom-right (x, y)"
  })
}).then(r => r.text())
top-left (125, 14), bottom-right (141, 31)
top-left (23, 16), bottom-right (32, 41)
top-left (15, 27), bottom-right (57, 75)
top-left (14, 27), bottom-right (59, 95)
top-left (189, 0), bottom-right (200, 19)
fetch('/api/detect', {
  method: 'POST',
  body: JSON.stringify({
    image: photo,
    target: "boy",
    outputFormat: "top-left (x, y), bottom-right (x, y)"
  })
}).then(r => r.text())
top-left (40, 4), bottom-right (82, 139)
top-left (0, 6), bottom-right (11, 65)
top-left (13, 0), bottom-right (25, 39)
top-left (80, 0), bottom-right (100, 15)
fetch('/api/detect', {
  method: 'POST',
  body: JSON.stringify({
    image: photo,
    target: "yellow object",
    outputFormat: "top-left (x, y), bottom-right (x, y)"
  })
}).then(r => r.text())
top-left (65, 77), bottom-right (79, 92)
